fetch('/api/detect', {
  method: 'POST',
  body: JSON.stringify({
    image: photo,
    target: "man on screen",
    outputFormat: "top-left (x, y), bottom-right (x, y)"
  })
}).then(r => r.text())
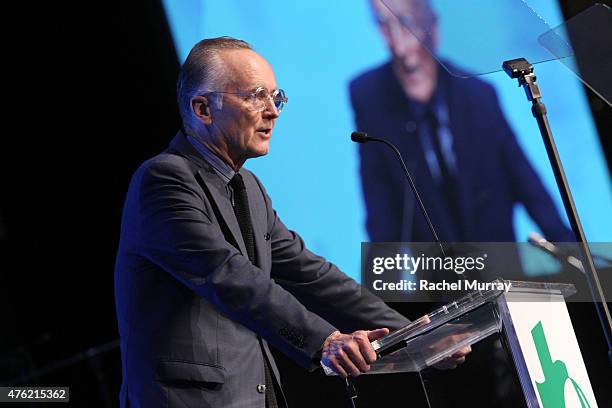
top-left (114, 37), bottom-right (469, 408)
top-left (350, 0), bottom-right (574, 244)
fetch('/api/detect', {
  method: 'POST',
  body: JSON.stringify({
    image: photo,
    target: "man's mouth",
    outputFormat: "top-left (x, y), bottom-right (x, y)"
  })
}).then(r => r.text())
top-left (404, 64), bottom-right (419, 74)
top-left (257, 128), bottom-right (272, 136)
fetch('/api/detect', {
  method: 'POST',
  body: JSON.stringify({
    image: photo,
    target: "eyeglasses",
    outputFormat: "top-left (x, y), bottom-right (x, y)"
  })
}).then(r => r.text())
top-left (203, 87), bottom-right (288, 113)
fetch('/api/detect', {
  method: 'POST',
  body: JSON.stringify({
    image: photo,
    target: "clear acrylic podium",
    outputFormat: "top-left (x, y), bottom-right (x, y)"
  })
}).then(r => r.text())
top-left (334, 280), bottom-right (600, 407)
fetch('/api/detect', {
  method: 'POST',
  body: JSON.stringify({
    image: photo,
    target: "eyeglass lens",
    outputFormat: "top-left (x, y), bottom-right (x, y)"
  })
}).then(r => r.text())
top-left (255, 88), bottom-right (287, 112)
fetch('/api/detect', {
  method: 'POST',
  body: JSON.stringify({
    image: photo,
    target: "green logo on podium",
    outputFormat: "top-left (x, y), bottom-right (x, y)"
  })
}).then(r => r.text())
top-left (531, 321), bottom-right (592, 408)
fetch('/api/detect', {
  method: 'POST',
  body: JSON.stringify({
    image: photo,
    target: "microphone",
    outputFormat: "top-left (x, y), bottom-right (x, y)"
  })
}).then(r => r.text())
top-left (528, 232), bottom-right (584, 273)
top-left (351, 131), bottom-right (446, 257)
top-left (351, 131), bottom-right (371, 144)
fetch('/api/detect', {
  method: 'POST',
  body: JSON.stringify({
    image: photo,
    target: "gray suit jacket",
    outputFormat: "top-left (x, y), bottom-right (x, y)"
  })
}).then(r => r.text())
top-left (114, 132), bottom-right (409, 407)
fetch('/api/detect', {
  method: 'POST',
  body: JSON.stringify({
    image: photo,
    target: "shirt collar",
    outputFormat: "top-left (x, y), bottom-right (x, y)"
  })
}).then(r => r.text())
top-left (186, 134), bottom-right (236, 182)
top-left (403, 66), bottom-right (450, 124)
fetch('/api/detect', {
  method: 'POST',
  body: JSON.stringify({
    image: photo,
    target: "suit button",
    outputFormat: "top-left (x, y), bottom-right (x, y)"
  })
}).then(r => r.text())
top-left (257, 384), bottom-right (266, 394)
top-left (264, 233), bottom-right (271, 241)
top-left (405, 120), bottom-right (417, 133)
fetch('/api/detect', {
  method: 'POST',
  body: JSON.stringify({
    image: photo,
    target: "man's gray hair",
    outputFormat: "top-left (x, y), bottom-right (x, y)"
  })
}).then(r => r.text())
top-left (177, 36), bottom-right (252, 131)
top-left (370, 0), bottom-right (436, 26)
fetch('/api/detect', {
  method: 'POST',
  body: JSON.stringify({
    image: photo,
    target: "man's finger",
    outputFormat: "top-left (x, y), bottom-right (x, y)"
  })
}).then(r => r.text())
top-left (329, 355), bottom-right (348, 378)
top-left (434, 358), bottom-right (458, 370)
top-left (416, 315), bottom-right (431, 326)
top-left (451, 345), bottom-right (472, 358)
top-left (342, 341), bottom-right (370, 373)
top-left (366, 327), bottom-right (389, 341)
top-left (351, 331), bottom-right (377, 364)
top-left (338, 348), bottom-right (362, 377)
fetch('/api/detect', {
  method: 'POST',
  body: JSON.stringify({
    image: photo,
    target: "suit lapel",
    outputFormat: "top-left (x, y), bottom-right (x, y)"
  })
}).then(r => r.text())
top-left (380, 67), bottom-right (421, 241)
top-left (199, 167), bottom-right (249, 257)
top-left (168, 132), bottom-right (249, 257)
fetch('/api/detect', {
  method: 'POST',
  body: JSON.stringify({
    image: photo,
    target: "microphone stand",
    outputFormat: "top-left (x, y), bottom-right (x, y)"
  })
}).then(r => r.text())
top-left (503, 58), bottom-right (612, 364)
top-left (352, 133), bottom-right (446, 257)
top-left (347, 132), bottom-right (448, 406)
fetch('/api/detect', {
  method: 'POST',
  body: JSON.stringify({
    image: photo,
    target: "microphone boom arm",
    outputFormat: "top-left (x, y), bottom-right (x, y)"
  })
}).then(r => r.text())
top-left (356, 133), bottom-right (446, 257)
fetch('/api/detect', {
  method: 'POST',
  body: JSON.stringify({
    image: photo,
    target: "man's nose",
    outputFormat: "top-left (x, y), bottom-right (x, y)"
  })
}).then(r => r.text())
top-left (390, 25), bottom-right (421, 55)
top-left (262, 97), bottom-right (280, 119)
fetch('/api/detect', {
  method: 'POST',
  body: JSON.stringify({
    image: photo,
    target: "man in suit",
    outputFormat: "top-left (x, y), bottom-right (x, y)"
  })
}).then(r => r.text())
top-left (115, 37), bottom-right (463, 407)
top-left (351, 0), bottom-right (573, 244)
top-left (351, 3), bottom-right (572, 406)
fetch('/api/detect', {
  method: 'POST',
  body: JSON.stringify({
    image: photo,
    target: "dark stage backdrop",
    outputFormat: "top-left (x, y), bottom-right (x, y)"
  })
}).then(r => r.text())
top-left (0, 1), bottom-right (610, 407)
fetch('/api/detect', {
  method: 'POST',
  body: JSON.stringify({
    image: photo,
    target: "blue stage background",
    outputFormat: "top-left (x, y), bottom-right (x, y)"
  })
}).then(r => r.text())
top-left (161, 0), bottom-right (612, 280)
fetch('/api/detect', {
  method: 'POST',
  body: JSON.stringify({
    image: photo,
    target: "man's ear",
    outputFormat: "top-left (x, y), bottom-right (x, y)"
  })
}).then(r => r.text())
top-left (191, 95), bottom-right (213, 125)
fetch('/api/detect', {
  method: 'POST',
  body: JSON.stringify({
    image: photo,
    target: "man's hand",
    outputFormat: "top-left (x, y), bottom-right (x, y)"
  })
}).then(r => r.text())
top-left (321, 328), bottom-right (389, 378)
top-left (432, 344), bottom-right (472, 370)
top-left (416, 315), bottom-right (472, 370)
top-left (431, 332), bottom-right (473, 370)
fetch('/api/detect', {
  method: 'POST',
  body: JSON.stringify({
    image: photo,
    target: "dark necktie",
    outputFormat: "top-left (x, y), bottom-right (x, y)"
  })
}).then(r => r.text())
top-left (230, 173), bottom-right (257, 263)
top-left (422, 110), bottom-right (465, 241)
top-left (229, 173), bottom-right (279, 408)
